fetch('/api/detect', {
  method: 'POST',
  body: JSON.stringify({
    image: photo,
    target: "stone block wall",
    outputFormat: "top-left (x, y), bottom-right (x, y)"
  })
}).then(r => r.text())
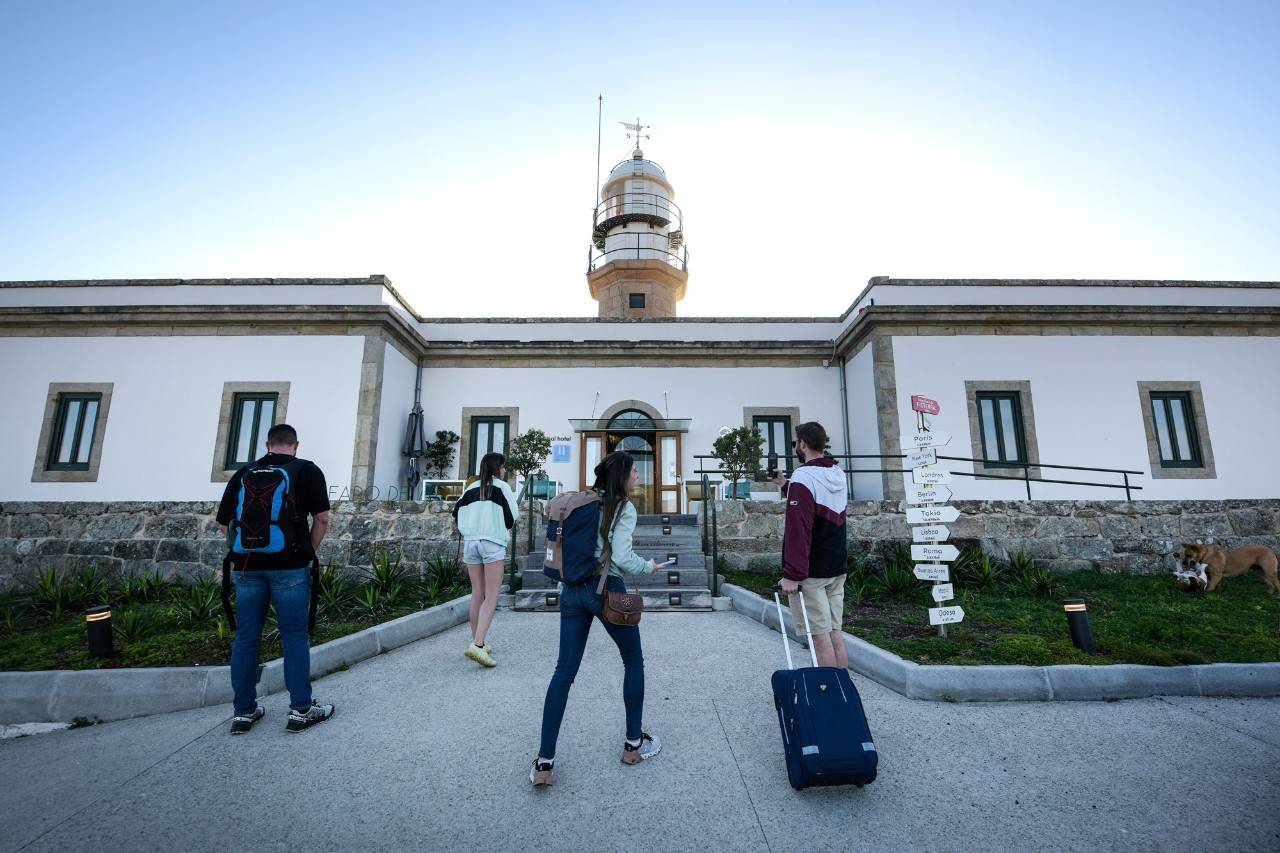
top-left (710, 499), bottom-right (1280, 575)
top-left (0, 500), bottom-right (547, 592)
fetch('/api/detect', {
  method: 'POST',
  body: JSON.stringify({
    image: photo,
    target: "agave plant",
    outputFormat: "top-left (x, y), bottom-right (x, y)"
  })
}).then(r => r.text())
top-left (113, 609), bottom-right (159, 643)
top-left (317, 565), bottom-right (355, 617)
top-left (118, 571), bottom-right (170, 604)
top-left (955, 550), bottom-right (1005, 589)
top-left (172, 580), bottom-right (221, 627)
top-left (353, 584), bottom-right (383, 619)
top-left (1007, 551), bottom-right (1059, 599)
top-left (423, 555), bottom-right (463, 594)
top-left (31, 567), bottom-right (76, 622)
top-left (874, 543), bottom-right (923, 602)
top-left (367, 551), bottom-right (409, 594)
top-left (71, 566), bottom-right (112, 607)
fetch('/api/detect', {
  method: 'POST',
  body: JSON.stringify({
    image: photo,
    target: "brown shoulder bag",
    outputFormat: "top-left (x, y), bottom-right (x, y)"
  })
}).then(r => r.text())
top-left (597, 501), bottom-right (644, 627)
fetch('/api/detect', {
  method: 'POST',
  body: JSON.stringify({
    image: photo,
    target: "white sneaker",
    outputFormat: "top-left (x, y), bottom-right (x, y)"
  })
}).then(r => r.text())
top-left (621, 732), bottom-right (661, 764)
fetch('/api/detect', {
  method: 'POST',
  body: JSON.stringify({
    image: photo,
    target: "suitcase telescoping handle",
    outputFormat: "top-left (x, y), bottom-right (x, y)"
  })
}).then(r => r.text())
top-left (772, 583), bottom-right (819, 669)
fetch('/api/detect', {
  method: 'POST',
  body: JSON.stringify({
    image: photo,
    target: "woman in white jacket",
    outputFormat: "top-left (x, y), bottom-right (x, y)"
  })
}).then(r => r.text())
top-left (451, 453), bottom-right (516, 667)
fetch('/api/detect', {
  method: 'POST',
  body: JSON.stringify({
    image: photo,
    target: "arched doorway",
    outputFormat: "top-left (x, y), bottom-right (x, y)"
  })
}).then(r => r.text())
top-left (578, 405), bottom-right (683, 513)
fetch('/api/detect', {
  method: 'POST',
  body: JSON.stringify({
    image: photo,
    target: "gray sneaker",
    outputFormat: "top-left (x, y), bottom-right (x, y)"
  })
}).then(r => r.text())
top-left (285, 701), bottom-right (335, 733)
top-left (621, 732), bottom-right (662, 764)
top-left (230, 706), bottom-right (264, 735)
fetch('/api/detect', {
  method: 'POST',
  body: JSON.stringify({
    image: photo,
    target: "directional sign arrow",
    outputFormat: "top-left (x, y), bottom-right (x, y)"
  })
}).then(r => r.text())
top-left (906, 505), bottom-right (961, 525)
top-left (931, 582), bottom-right (955, 603)
top-left (929, 605), bottom-right (965, 626)
top-left (912, 543), bottom-right (960, 562)
top-left (905, 485), bottom-right (953, 505)
top-left (900, 430), bottom-right (951, 450)
top-left (911, 525), bottom-right (951, 543)
top-left (913, 564), bottom-right (950, 582)
top-left (905, 448), bottom-right (937, 469)
top-left (912, 467), bottom-right (954, 485)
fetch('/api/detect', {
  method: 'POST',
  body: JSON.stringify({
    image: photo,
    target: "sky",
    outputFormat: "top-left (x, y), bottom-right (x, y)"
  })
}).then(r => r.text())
top-left (1, 0), bottom-right (1277, 317)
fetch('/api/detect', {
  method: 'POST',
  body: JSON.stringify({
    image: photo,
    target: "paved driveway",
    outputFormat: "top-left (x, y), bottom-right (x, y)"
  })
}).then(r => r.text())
top-left (2, 611), bottom-right (1277, 852)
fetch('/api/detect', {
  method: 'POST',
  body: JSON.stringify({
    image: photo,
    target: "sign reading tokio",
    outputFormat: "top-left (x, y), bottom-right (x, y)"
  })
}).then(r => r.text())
top-left (906, 505), bottom-right (961, 525)
top-left (911, 395), bottom-right (940, 415)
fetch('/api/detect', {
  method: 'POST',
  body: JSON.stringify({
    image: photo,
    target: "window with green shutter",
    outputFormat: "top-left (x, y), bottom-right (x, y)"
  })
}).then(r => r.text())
top-left (1149, 392), bottom-right (1203, 468)
top-left (224, 393), bottom-right (278, 470)
top-left (46, 393), bottom-right (102, 471)
top-left (752, 415), bottom-right (793, 481)
top-left (468, 416), bottom-right (510, 476)
top-left (975, 391), bottom-right (1028, 467)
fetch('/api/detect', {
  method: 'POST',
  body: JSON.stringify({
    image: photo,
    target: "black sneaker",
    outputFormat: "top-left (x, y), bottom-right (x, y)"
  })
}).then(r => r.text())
top-left (230, 706), bottom-right (264, 735)
top-left (285, 701), bottom-right (335, 733)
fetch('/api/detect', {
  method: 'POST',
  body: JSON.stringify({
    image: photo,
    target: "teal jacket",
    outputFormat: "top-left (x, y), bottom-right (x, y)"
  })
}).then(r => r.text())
top-left (595, 501), bottom-right (651, 579)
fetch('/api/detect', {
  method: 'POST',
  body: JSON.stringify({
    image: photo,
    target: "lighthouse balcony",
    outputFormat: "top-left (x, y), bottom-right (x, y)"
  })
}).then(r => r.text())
top-left (588, 231), bottom-right (689, 273)
top-left (591, 193), bottom-right (683, 248)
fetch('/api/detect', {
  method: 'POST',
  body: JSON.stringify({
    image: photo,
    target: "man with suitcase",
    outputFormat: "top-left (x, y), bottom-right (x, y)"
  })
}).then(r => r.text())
top-left (771, 421), bottom-right (849, 669)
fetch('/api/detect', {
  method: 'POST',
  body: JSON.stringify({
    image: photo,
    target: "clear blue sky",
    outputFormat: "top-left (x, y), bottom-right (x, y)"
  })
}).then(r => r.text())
top-left (1, 0), bottom-right (1277, 316)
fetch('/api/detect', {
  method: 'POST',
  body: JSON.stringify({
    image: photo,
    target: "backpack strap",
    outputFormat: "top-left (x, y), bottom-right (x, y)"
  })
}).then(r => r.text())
top-left (595, 499), bottom-right (626, 595)
top-left (307, 556), bottom-right (320, 634)
top-left (220, 554), bottom-right (237, 631)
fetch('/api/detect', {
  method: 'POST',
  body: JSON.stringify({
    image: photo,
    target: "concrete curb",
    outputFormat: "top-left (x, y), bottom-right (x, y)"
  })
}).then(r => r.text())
top-left (721, 583), bottom-right (1280, 702)
top-left (0, 594), bottom-right (471, 724)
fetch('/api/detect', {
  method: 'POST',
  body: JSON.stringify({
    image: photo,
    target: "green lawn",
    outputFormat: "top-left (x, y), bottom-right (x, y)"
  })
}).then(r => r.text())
top-left (0, 558), bottom-right (469, 671)
top-left (723, 568), bottom-right (1280, 666)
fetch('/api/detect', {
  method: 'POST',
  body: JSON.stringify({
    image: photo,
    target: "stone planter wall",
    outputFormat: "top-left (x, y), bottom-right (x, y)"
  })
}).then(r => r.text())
top-left (710, 499), bottom-right (1280, 575)
top-left (0, 500), bottom-right (547, 592)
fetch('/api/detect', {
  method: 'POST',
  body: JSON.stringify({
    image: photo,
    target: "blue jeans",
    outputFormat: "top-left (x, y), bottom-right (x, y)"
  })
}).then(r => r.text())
top-left (538, 576), bottom-right (644, 758)
top-left (231, 567), bottom-right (312, 715)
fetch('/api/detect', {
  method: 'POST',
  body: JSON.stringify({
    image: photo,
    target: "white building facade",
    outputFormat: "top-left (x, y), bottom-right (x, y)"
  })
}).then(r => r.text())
top-left (2, 274), bottom-right (1277, 508)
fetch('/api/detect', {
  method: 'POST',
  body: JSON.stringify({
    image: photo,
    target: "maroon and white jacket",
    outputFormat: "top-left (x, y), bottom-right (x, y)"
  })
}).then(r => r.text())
top-left (781, 457), bottom-right (849, 581)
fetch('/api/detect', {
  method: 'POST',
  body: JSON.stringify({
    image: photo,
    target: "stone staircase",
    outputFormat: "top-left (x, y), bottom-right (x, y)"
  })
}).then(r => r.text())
top-left (514, 513), bottom-right (713, 611)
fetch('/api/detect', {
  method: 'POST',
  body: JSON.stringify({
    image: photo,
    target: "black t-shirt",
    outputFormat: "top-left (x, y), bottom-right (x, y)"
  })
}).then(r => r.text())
top-left (217, 453), bottom-right (331, 570)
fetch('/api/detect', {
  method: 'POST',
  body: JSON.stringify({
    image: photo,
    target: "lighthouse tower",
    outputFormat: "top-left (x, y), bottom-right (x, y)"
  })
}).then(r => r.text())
top-left (587, 122), bottom-right (688, 318)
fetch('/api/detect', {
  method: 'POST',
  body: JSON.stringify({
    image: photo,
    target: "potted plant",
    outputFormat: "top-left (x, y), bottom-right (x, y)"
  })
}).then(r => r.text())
top-left (504, 428), bottom-right (552, 581)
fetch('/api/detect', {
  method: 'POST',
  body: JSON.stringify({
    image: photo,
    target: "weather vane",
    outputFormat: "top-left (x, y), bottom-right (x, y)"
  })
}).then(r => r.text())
top-left (620, 116), bottom-right (650, 151)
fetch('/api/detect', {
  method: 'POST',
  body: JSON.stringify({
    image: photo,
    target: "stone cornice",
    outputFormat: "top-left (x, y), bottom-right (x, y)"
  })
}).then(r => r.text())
top-left (419, 338), bottom-right (833, 367)
top-left (834, 304), bottom-right (1280, 358)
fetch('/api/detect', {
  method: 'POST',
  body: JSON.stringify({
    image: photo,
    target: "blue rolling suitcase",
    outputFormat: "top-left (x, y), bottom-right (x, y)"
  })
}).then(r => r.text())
top-left (771, 585), bottom-right (878, 789)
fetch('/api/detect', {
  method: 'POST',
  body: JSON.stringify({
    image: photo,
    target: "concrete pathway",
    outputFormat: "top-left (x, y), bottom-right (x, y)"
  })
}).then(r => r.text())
top-left (2, 610), bottom-right (1278, 853)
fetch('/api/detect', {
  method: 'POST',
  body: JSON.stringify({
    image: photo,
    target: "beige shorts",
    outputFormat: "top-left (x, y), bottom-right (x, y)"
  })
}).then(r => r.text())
top-left (789, 574), bottom-right (846, 634)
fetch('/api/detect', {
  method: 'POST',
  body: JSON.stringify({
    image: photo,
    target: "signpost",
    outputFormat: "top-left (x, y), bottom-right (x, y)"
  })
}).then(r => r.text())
top-left (928, 605), bottom-right (965, 626)
top-left (906, 485), bottom-right (953, 505)
top-left (905, 448), bottom-right (937, 468)
top-left (911, 524), bottom-right (950, 543)
top-left (906, 505), bottom-right (960, 525)
top-left (912, 467), bottom-right (953, 485)
top-left (904, 395), bottom-right (964, 636)
top-left (900, 430), bottom-right (951, 450)
top-left (911, 543), bottom-right (960, 562)
top-left (913, 564), bottom-right (950, 582)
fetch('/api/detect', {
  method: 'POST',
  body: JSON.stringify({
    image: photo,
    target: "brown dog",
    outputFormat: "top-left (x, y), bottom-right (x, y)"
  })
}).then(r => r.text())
top-left (1180, 543), bottom-right (1280, 595)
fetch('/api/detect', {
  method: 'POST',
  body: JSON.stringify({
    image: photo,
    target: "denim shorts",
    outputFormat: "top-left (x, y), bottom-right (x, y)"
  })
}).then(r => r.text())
top-left (463, 539), bottom-right (506, 565)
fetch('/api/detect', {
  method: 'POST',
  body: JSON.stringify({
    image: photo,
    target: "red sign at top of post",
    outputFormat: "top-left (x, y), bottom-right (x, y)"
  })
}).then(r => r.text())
top-left (911, 395), bottom-right (940, 415)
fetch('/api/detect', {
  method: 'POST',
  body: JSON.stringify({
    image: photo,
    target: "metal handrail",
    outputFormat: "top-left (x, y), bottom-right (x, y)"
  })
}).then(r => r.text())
top-left (594, 192), bottom-right (683, 228)
top-left (588, 233), bottom-right (689, 272)
top-left (699, 471), bottom-right (719, 596)
top-left (692, 453), bottom-right (1146, 501)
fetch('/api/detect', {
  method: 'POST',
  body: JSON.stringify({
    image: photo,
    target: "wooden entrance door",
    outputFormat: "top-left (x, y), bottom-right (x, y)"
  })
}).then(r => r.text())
top-left (656, 431), bottom-right (682, 514)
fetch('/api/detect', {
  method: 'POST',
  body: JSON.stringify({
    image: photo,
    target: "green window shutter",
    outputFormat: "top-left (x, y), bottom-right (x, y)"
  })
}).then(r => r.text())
top-left (1150, 392), bottom-right (1203, 468)
top-left (225, 393), bottom-right (278, 470)
top-left (975, 391), bottom-right (1027, 467)
top-left (47, 393), bottom-right (102, 471)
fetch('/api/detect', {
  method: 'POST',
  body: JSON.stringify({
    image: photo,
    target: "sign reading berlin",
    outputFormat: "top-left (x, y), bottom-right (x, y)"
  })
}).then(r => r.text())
top-left (911, 395), bottom-right (940, 415)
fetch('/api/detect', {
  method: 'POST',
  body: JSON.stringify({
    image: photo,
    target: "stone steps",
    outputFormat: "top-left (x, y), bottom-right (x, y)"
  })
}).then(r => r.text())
top-left (514, 588), bottom-right (713, 612)
top-left (519, 568), bottom-right (712, 590)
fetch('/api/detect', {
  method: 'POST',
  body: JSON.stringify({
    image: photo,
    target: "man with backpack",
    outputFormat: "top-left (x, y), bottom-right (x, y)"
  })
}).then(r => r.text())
top-left (772, 421), bottom-right (850, 670)
top-left (217, 423), bottom-right (335, 734)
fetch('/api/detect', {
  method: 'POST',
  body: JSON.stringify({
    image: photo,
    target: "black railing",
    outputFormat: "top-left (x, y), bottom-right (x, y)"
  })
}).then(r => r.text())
top-left (699, 472), bottom-right (719, 596)
top-left (593, 192), bottom-right (683, 232)
top-left (693, 454), bottom-right (1145, 501)
top-left (587, 231), bottom-right (689, 273)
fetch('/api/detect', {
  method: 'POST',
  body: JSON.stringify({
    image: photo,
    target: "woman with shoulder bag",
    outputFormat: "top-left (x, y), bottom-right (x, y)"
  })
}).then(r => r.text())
top-left (530, 451), bottom-right (664, 786)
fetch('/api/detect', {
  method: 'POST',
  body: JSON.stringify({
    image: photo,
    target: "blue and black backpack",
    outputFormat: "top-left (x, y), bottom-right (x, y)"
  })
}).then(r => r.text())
top-left (220, 459), bottom-right (319, 632)
top-left (543, 490), bottom-right (606, 585)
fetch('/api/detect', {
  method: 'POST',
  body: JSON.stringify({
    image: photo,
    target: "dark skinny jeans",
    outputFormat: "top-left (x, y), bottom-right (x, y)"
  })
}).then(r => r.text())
top-left (538, 575), bottom-right (644, 758)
